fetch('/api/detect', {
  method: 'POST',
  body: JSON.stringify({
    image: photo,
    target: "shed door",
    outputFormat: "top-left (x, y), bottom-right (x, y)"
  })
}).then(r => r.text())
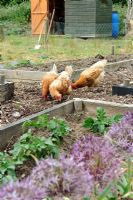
top-left (31, 0), bottom-right (48, 35)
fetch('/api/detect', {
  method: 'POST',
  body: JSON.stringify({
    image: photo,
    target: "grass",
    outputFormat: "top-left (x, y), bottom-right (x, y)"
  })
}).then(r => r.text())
top-left (0, 3), bottom-right (133, 66)
top-left (0, 35), bottom-right (133, 66)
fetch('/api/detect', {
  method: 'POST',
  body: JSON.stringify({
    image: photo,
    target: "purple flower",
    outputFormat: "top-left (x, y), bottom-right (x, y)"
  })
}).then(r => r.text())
top-left (29, 156), bottom-right (93, 199)
top-left (71, 135), bottom-right (120, 189)
top-left (0, 156), bottom-right (93, 199)
top-left (106, 112), bottom-right (133, 154)
top-left (0, 178), bottom-right (44, 200)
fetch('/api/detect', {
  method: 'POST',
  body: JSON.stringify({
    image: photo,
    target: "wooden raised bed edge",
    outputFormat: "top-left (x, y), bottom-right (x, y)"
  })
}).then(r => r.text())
top-left (0, 100), bottom-right (74, 149)
top-left (1, 98), bottom-right (133, 149)
top-left (0, 59), bottom-right (133, 82)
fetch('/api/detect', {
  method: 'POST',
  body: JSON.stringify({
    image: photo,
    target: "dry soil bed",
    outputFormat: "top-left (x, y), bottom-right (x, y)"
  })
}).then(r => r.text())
top-left (12, 54), bottom-right (133, 72)
top-left (1, 57), bottom-right (133, 126)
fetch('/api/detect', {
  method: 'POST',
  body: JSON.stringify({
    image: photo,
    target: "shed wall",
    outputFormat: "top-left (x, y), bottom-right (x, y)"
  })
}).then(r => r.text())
top-left (65, 0), bottom-right (96, 37)
top-left (65, 0), bottom-right (112, 37)
top-left (96, 0), bottom-right (112, 37)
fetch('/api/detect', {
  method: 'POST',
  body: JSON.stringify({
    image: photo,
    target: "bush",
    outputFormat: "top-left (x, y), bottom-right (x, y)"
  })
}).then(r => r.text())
top-left (0, 0), bottom-right (10, 6)
top-left (0, 2), bottom-right (30, 24)
top-left (0, 0), bottom-right (29, 6)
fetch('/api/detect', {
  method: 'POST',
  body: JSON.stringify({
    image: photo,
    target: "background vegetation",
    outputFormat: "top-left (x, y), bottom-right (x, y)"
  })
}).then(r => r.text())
top-left (0, 0), bottom-right (132, 65)
top-left (0, 0), bottom-right (128, 35)
top-left (0, 0), bottom-right (127, 6)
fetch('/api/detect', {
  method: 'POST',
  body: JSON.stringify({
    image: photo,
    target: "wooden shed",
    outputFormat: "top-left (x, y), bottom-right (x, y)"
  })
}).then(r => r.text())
top-left (65, 0), bottom-right (112, 37)
top-left (31, 0), bottom-right (112, 37)
top-left (31, 0), bottom-right (65, 35)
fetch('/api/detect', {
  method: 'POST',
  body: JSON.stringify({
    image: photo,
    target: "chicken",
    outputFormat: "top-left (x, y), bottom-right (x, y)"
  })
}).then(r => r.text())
top-left (49, 65), bottom-right (73, 101)
top-left (71, 59), bottom-right (107, 89)
top-left (42, 64), bottom-right (58, 100)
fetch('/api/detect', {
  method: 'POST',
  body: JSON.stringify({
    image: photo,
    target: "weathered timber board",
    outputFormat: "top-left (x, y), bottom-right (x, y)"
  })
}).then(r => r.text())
top-left (0, 59), bottom-right (133, 82)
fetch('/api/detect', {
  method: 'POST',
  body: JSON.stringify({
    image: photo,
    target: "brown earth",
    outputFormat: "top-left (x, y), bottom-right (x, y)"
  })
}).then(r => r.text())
top-left (1, 55), bottom-right (133, 126)
top-left (12, 54), bottom-right (133, 72)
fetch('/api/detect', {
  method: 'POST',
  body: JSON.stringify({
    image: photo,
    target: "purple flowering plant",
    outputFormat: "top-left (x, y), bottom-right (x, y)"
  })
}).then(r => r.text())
top-left (106, 112), bottom-right (133, 154)
top-left (0, 156), bottom-right (93, 200)
top-left (29, 157), bottom-right (93, 199)
top-left (71, 135), bottom-right (120, 191)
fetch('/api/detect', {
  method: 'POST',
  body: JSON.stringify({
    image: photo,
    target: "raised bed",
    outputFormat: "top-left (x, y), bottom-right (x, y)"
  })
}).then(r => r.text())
top-left (1, 99), bottom-right (133, 150)
top-left (0, 58), bottom-right (133, 82)
top-left (0, 58), bottom-right (133, 126)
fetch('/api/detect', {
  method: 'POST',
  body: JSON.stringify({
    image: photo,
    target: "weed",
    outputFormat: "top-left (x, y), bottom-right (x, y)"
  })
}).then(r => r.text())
top-left (0, 115), bottom-right (70, 185)
top-left (23, 114), bottom-right (71, 144)
top-left (83, 107), bottom-right (122, 135)
top-left (0, 152), bottom-right (17, 185)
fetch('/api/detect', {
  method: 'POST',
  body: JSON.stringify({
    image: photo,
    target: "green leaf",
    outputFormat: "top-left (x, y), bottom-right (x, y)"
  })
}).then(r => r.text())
top-left (123, 192), bottom-right (133, 198)
top-left (83, 107), bottom-right (122, 135)
top-left (96, 107), bottom-right (107, 121)
top-left (97, 182), bottom-right (113, 200)
top-left (98, 124), bottom-right (106, 134)
top-left (45, 137), bottom-right (55, 146)
top-left (83, 117), bottom-right (94, 128)
top-left (48, 120), bottom-right (57, 130)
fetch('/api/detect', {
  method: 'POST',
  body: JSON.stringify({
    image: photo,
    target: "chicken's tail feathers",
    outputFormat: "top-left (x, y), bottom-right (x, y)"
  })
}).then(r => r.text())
top-left (90, 59), bottom-right (107, 71)
top-left (101, 59), bottom-right (107, 67)
top-left (65, 65), bottom-right (73, 77)
top-left (51, 63), bottom-right (58, 73)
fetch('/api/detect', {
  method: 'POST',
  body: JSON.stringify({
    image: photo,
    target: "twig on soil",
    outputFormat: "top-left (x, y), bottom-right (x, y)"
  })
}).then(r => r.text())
top-left (29, 154), bottom-right (39, 165)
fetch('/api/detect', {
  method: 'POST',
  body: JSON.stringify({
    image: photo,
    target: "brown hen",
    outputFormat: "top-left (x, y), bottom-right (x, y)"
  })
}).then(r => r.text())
top-left (42, 64), bottom-right (58, 100)
top-left (49, 66), bottom-right (73, 101)
top-left (72, 59), bottom-right (107, 89)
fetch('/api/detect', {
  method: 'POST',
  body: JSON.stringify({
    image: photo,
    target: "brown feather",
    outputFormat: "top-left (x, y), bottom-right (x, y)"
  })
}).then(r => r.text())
top-left (72, 60), bottom-right (107, 89)
top-left (42, 73), bottom-right (58, 99)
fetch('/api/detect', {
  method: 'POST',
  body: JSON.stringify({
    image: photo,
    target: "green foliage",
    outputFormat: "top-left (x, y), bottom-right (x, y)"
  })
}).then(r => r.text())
top-left (0, 2), bottom-right (30, 24)
top-left (0, 152), bottom-right (16, 185)
top-left (83, 107), bottom-right (122, 135)
top-left (16, 59), bottom-right (32, 67)
top-left (116, 159), bottom-right (133, 198)
top-left (23, 114), bottom-right (71, 144)
top-left (10, 132), bottom-right (59, 163)
top-left (0, 115), bottom-right (70, 185)
top-left (0, 0), bottom-right (28, 6)
top-left (0, 0), bottom-right (10, 6)
top-left (47, 117), bottom-right (71, 142)
top-left (22, 114), bottom-right (48, 131)
top-left (97, 159), bottom-right (133, 199)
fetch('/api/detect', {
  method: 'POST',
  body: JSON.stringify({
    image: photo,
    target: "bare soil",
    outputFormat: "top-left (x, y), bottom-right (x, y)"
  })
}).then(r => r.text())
top-left (1, 55), bottom-right (133, 126)
top-left (12, 54), bottom-right (133, 72)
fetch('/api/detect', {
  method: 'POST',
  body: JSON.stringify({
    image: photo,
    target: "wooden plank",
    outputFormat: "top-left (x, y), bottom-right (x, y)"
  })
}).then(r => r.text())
top-left (65, 6), bottom-right (96, 11)
top-left (65, 10), bottom-right (96, 15)
top-left (65, 23), bottom-right (96, 28)
top-left (31, 0), bottom-right (48, 35)
top-left (0, 69), bottom-right (46, 82)
top-left (65, 19), bottom-right (96, 23)
top-left (66, 1), bottom-right (95, 6)
top-left (83, 99), bottom-right (133, 116)
top-left (65, 15), bottom-right (95, 20)
top-left (1, 59), bottom-right (133, 83)
top-left (0, 100), bottom-right (74, 149)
